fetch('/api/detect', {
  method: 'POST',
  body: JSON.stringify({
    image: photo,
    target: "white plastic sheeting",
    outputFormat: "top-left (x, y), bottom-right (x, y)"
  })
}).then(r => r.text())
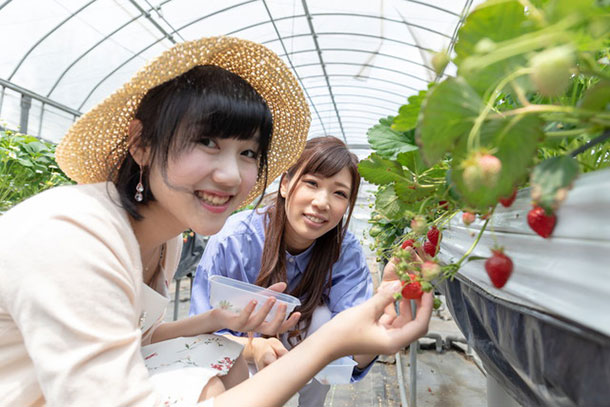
top-left (439, 168), bottom-right (610, 337)
top-left (0, 0), bottom-right (481, 144)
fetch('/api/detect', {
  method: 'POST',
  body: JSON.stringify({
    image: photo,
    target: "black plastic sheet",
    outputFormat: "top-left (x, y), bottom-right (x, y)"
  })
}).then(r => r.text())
top-left (439, 275), bottom-right (610, 407)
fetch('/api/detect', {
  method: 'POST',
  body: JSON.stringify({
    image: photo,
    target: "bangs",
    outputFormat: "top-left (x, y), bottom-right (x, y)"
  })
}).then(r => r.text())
top-left (177, 88), bottom-right (273, 146)
top-left (303, 144), bottom-right (355, 178)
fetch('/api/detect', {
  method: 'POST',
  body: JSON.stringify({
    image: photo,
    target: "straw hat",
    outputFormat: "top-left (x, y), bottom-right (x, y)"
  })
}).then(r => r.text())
top-left (56, 36), bottom-right (310, 206)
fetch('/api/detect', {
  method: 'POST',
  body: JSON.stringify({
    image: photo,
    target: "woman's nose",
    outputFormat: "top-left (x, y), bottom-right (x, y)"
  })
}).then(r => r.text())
top-left (212, 155), bottom-right (241, 187)
top-left (312, 191), bottom-right (330, 210)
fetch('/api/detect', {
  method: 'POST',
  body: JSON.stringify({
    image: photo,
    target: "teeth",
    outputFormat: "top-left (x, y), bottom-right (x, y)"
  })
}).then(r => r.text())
top-left (197, 191), bottom-right (230, 206)
top-left (305, 214), bottom-right (325, 224)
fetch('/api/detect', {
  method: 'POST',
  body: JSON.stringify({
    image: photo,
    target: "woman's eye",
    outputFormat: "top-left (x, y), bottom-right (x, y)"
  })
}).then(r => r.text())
top-left (304, 180), bottom-right (317, 187)
top-left (336, 191), bottom-right (349, 198)
top-left (241, 149), bottom-right (258, 159)
top-left (200, 137), bottom-right (217, 148)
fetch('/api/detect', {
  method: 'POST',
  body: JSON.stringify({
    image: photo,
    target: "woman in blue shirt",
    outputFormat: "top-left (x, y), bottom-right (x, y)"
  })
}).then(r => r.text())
top-left (190, 136), bottom-right (376, 406)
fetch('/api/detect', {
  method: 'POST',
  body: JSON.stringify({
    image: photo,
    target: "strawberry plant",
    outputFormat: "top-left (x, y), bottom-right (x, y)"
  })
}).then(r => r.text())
top-left (362, 0), bottom-right (609, 289)
top-left (0, 129), bottom-right (73, 213)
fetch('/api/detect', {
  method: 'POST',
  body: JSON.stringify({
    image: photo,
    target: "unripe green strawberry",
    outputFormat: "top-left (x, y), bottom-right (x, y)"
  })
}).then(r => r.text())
top-left (410, 215), bottom-right (427, 234)
top-left (462, 152), bottom-right (502, 191)
top-left (462, 212), bottom-right (476, 226)
top-left (369, 224), bottom-right (382, 237)
top-left (431, 51), bottom-right (450, 75)
top-left (474, 38), bottom-right (496, 54)
top-left (422, 261), bottom-right (441, 281)
top-left (433, 297), bottom-right (442, 310)
top-left (529, 45), bottom-right (575, 97)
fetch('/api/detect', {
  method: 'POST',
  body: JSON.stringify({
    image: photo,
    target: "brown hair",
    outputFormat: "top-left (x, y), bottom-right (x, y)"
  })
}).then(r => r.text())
top-left (255, 136), bottom-right (360, 342)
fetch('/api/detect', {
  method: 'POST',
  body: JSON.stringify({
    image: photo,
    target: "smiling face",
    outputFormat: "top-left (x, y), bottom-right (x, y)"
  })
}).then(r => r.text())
top-left (145, 135), bottom-right (260, 236)
top-left (280, 167), bottom-right (353, 253)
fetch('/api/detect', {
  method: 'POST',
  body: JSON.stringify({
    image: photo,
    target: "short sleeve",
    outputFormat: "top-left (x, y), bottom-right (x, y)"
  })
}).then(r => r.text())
top-left (327, 236), bottom-right (374, 317)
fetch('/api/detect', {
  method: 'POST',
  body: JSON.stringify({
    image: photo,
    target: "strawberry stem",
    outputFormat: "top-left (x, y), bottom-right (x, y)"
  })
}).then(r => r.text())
top-left (455, 207), bottom-right (495, 268)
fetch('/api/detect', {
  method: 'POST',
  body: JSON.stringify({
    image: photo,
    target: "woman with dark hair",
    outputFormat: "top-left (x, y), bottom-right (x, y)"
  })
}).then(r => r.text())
top-left (190, 136), bottom-right (378, 406)
top-left (0, 37), bottom-right (309, 406)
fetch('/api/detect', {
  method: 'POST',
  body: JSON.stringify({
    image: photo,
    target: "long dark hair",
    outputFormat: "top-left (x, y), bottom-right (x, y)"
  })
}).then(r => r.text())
top-left (111, 65), bottom-right (273, 219)
top-left (256, 136), bottom-right (360, 341)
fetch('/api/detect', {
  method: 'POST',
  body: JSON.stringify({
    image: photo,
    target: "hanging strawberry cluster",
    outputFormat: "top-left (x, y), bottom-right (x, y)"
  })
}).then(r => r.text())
top-left (362, 0), bottom-right (609, 290)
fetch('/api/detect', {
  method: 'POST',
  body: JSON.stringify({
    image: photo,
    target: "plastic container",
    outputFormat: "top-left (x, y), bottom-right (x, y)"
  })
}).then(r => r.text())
top-left (314, 357), bottom-right (358, 385)
top-left (209, 275), bottom-right (301, 322)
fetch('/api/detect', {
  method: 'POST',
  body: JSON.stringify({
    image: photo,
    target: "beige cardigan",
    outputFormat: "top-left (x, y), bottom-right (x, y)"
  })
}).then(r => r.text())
top-left (0, 183), bottom-right (181, 406)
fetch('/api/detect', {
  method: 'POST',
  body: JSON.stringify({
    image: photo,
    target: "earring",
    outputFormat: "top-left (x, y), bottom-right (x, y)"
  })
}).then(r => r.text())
top-left (135, 166), bottom-right (144, 202)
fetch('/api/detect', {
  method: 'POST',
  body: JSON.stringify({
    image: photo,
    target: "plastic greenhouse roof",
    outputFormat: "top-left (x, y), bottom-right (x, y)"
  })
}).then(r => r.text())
top-left (0, 0), bottom-right (483, 216)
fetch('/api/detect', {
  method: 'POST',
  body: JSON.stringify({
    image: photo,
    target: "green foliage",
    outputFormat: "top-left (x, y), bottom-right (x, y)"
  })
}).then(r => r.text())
top-left (363, 0), bottom-right (610, 268)
top-left (0, 129), bottom-right (73, 212)
top-left (366, 116), bottom-right (418, 159)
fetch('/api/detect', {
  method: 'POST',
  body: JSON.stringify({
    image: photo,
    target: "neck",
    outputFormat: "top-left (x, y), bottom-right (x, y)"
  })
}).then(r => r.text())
top-left (284, 224), bottom-right (314, 255)
top-left (129, 202), bottom-right (183, 262)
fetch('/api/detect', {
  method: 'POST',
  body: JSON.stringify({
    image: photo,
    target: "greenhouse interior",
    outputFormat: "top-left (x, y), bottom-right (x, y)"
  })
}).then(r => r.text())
top-left (1, 0), bottom-right (609, 406)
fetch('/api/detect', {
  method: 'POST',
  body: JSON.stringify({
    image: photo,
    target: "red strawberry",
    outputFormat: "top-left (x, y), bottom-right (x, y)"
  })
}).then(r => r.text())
top-left (527, 205), bottom-right (556, 238)
top-left (485, 249), bottom-right (513, 288)
top-left (438, 200), bottom-right (449, 209)
top-left (499, 189), bottom-right (517, 207)
top-left (401, 239), bottom-right (415, 250)
top-left (401, 274), bottom-right (423, 299)
top-left (462, 212), bottom-right (476, 226)
top-left (427, 226), bottom-right (441, 246)
top-left (423, 240), bottom-right (437, 257)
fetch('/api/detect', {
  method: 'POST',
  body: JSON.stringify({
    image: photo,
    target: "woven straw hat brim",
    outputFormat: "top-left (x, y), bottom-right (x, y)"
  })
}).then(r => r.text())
top-left (56, 36), bottom-right (310, 206)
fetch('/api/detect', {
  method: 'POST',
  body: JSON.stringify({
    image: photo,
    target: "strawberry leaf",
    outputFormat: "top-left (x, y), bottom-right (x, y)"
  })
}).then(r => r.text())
top-left (530, 156), bottom-right (579, 211)
top-left (392, 90), bottom-right (427, 132)
top-left (367, 122), bottom-right (418, 160)
top-left (394, 181), bottom-right (438, 204)
top-left (375, 185), bottom-right (409, 220)
top-left (416, 77), bottom-right (482, 165)
top-left (454, 1), bottom-right (536, 96)
top-left (579, 80), bottom-right (610, 111)
top-left (451, 115), bottom-right (542, 210)
top-left (358, 153), bottom-right (410, 185)
top-left (396, 150), bottom-right (428, 175)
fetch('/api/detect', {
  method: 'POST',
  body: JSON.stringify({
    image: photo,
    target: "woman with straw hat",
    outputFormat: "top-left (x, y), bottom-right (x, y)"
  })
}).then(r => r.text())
top-left (0, 36), bottom-right (433, 407)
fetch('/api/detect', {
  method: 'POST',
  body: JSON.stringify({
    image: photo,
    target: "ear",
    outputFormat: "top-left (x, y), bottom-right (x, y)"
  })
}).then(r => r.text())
top-left (127, 120), bottom-right (149, 166)
top-left (279, 174), bottom-right (290, 198)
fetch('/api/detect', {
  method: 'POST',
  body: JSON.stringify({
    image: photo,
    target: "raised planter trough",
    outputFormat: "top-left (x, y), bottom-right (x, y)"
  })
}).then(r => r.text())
top-left (438, 168), bottom-right (610, 407)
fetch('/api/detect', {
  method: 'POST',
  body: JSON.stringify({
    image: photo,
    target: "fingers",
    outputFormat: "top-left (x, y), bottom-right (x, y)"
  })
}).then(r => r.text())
top-left (233, 300), bottom-right (258, 326)
top-left (415, 292), bottom-right (434, 325)
top-left (277, 311), bottom-right (301, 334)
top-left (243, 297), bottom-right (276, 331)
top-left (267, 282), bottom-right (287, 293)
top-left (260, 302), bottom-right (287, 335)
top-left (256, 350), bottom-right (278, 371)
top-left (372, 281), bottom-right (402, 319)
top-left (268, 337), bottom-right (289, 357)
